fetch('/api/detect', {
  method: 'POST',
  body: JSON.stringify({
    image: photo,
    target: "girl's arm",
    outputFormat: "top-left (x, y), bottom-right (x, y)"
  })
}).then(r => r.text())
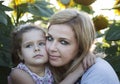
top-left (60, 53), bottom-right (96, 84)
top-left (82, 52), bottom-right (96, 70)
top-left (10, 68), bottom-right (35, 84)
top-left (59, 63), bottom-right (84, 84)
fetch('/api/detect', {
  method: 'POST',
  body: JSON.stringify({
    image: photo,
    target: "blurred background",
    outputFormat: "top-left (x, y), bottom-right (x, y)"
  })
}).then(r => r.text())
top-left (0, 0), bottom-right (120, 84)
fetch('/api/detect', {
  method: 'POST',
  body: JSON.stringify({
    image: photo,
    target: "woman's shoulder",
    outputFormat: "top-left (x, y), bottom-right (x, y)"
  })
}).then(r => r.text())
top-left (86, 57), bottom-right (116, 75)
top-left (81, 57), bottom-right (120, 84)
top-left (92, 57), bottom-right (115, 71)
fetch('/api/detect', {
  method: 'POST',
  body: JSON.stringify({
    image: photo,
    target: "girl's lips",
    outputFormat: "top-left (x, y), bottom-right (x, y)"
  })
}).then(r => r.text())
top-left (33, 54), bottom-right (43, 58)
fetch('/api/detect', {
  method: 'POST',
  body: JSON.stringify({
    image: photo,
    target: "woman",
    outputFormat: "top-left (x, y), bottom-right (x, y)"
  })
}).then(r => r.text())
top-left (46, 8), bottom-right (120, 84)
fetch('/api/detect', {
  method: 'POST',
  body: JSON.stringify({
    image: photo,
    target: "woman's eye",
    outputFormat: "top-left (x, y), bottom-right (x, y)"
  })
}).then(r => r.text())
top-left (46, 36), bottom-right (53, 41)
top-left (60, 40), bottom-right (69, 45)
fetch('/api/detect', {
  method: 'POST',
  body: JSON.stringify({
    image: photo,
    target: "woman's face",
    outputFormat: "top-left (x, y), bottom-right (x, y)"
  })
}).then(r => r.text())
top-left (46, 24), bottom-right (79, 67)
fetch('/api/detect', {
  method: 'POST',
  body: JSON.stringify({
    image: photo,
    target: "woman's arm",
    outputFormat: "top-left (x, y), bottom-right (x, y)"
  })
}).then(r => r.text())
top-left (10, 68), bottom-right (35, 84)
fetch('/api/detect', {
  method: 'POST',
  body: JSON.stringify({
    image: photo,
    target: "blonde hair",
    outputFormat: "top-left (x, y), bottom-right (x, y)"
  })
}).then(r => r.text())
top-left (48, 8), bottom-right (96, 83)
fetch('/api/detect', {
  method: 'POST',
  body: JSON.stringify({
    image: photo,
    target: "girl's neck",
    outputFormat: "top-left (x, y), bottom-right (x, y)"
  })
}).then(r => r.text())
top-left (26, 64), bottom-right (46, 77)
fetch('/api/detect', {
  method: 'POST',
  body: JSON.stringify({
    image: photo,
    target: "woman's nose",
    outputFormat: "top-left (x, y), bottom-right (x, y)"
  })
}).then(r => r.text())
top-left (49, 41), bottom-right (57, 51)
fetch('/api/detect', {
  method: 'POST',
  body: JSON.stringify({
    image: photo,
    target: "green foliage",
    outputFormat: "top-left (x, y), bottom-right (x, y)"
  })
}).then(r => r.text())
top-left (95, 22), bottom-right (120, 79)
top-left (0, 18), bottom-right (13, 67)
top-left (0, 66), bottom-right (11, 84)
top-left (0, 1), bottom-right (13, 25)
top-left (60, 0), bottom-right (70, 5)
top-left (104, 40), bottom-right (120, 78)
top-left (16, 1), bottom-right (54, 17)
top-left (28, 1), bottom-right (53, 17)
top-left (0, 1), bottom-right (13, 67)
top-left (105, 23), bottom-right (120, 41)
top-left (11, 0), bottom-right (54, 25)
top-left (104, 22), bottom-right (120, 72)
top-left (80, 5), bottom-right (94, 14)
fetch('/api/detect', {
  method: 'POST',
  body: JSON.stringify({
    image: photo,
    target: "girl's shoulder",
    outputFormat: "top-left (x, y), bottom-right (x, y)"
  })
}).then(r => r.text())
top-left (10, 63), bottom-right (28, 79)
top-left (9, 68), bottom-right (35, 84)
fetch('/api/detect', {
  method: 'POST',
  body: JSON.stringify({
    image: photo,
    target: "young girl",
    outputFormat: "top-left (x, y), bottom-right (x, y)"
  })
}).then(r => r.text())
top-left (9, 23), bottom-right (53, 84)
top-left (9, 23), bottom-right (95, 84)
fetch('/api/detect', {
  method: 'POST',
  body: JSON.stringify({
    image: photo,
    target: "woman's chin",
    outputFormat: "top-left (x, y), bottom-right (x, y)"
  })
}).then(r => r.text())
top-left (49, 61), bottom-right (62, 67)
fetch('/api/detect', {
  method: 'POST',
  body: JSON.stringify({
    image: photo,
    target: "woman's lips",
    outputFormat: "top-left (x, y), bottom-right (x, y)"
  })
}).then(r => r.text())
top-left (49, 55), bottom-right (60, 60)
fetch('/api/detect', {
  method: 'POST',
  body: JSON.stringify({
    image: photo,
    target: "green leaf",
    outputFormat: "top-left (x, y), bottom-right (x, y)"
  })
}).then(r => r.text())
top-left (28, 2), bottom-right (53, 17)
top-left (105, 55), bottom-right (120, 72)
top-left (35, 0), bottom-right (52, 6)
top-left (0, 1), bottom-right (4, 4)
top-left (61, 0), bottom-right (70, 5)
top-left (105, 24), bottom-right (120, 41)
top-left (0, 53), bottom-right (12, 67)
top-left (0, 10), bottom-right (7, 25)
top-left (28, 4), bottom-right (43, 16)
top-left (0, 1), bottom-right (13, 11)
top-left (81, 5), bottom-right (94, 14)
top-left (17, 3), bottom-right (28, 13)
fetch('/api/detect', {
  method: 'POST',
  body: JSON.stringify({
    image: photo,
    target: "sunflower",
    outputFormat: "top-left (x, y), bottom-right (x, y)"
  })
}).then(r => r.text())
top-left (9, 0), bottom-right (35, 8)
top-left (8, 0), bottom-right (35, 25)
top-left (114, 0), bottom-right (120, 15)
top-left (74, 0), bottom-right (96, 6)
top-left (93, 15), bottom-right (109, 31)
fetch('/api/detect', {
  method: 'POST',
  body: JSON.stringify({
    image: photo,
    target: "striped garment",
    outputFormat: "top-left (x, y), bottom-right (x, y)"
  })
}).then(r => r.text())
top-left (16, 63), bottom-right (54, 84)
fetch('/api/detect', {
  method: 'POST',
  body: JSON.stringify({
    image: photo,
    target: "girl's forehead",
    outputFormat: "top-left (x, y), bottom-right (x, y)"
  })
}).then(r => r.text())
top-left (22, 30), bottom-right (45, 43)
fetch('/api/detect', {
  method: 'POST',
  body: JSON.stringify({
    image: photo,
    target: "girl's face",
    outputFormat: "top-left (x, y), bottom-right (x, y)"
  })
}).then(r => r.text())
top-left (46, 24), bottom-right (79, 67)
top-left (20, 30), bottom-right (48, 66)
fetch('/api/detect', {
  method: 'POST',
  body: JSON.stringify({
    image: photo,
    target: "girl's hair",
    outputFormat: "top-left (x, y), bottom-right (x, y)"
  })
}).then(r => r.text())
top-left (48, 8), bottom-right (96, 83)
top-left (11, 23), bottom-right (45, 66)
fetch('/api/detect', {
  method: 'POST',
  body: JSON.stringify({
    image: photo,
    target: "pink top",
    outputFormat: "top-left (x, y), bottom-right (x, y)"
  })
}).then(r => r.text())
top-left (15, 63), bottom-right (54, 84)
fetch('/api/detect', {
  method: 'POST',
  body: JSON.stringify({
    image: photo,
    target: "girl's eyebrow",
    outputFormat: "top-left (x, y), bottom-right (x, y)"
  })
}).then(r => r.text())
top-left (23, 39), bottom-right (46, 44)
top-left (22, 41), bottom-right (32, 45)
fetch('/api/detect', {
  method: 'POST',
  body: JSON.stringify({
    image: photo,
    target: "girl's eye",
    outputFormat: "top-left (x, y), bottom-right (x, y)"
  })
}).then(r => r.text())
top-left (39, 42), bottom-right (45, 46)
top-left (46, 36), bottom-right (53, 41)
top-left (60, 40), bottom-right (69, 45)
top-left (26, 44), bottom-right (32, 48)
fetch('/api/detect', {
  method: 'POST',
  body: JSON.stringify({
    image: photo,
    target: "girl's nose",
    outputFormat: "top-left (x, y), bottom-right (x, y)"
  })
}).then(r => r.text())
top-left (34, 44), bottom-right (40, 52)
